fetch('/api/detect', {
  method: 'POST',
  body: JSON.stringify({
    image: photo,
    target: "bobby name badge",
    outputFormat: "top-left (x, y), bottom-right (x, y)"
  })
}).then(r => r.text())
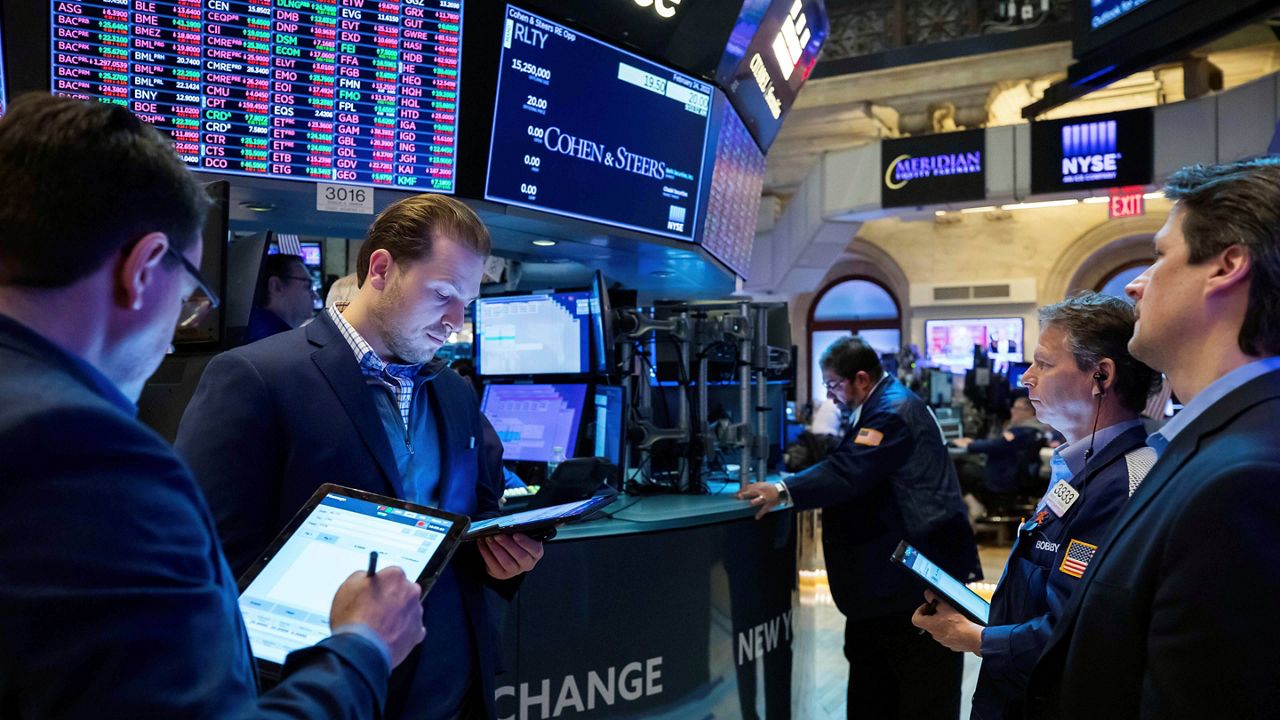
top-left (1044, 479), bottom-right (1080, 517)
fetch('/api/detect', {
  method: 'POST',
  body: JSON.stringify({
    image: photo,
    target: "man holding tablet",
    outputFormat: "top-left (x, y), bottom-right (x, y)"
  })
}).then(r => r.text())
top-left (912, 293), bottom-right (1158, 719)
top-left (0, 95), bottom-right (426, 717)
top-left (178, 194), bottom-right (543, 720)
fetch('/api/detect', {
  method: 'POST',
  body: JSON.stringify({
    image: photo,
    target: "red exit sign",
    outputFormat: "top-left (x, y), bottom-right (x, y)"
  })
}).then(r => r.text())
top-left (1109, 188), bottom-right (1145, 218)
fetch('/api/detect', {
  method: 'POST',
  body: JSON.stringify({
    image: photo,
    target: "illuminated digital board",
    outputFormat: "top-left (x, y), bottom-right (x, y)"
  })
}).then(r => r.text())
top-left (485, 5), bottom-right (713, 241)
top-left (51, 0), bottom-right (462, 191)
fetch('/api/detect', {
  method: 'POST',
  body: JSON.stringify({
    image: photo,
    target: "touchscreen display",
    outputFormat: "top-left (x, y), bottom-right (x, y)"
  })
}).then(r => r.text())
top-left (466, 496), bottom-right (607, 537)
top-left (239, 492), bottom-right (457, 665)
top-left (900, 544), bottom-right (990, 625)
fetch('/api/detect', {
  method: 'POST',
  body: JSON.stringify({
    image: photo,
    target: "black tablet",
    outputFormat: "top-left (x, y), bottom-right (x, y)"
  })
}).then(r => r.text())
top-left (465, 494), bottom-right (613, 540)
top-left (891, 540), bottom-right (990, 626)
top-left (237, 484), bottom-right (469, 674)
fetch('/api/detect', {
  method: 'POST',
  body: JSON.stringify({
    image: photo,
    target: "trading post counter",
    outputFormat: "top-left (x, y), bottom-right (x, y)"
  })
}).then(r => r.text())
top-left (494, 483), bottom-right (796, 720)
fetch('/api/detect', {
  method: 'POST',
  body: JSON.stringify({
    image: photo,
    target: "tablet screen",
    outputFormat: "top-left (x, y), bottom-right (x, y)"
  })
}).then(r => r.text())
top-left (239, 492), bottom-right (459, 665)
top-left (899, 543), bottom-right (990, 625)
top-left (466, 496), bottom-right (610, 538)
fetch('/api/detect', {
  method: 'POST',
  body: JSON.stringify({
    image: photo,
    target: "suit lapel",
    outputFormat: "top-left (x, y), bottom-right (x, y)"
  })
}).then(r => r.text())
top-left (307, 315), bottom-right (402, 497)
top-left (1042, 369), bottom-right (1280, 658)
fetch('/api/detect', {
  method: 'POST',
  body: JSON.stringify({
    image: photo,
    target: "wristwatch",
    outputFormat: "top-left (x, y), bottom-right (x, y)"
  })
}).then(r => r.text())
top-left (773, 481), bottom-right (790, 506)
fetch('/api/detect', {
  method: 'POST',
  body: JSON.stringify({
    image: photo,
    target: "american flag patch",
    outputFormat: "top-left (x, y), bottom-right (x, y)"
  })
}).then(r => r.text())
top-left (1060, 539), bottom-right (1098, 578)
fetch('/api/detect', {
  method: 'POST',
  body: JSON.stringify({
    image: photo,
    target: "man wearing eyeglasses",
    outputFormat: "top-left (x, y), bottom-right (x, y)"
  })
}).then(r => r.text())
top-left (740, 335), bottom-right (980, 720)
top-left (245, 253), bottom-right (318, 343)
top-left (0, 94), bottom-right (427, 718)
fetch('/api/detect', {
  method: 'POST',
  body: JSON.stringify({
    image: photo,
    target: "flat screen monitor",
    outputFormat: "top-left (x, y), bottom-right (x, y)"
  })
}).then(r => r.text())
top-left (1007, 361), bottom-right (1031, 390)
top-left (475, 291), bottom-right (592, 376)
top-left (925, 317), bottom-right (1024, 372)
top-left (49, 0), bottom-right (464, 192)
top-left (927, 369), bottom-right (954, 407)
top-left (591, 386), bottom-right (625, 466)
top-left (484, 5), bottom-right (713, 241)
top-left (481, 383), bottom-right (588, 463)
top-left (590, 271), bottom-right (614, 376)
top-left (0, 14), bottom-right (7, 117)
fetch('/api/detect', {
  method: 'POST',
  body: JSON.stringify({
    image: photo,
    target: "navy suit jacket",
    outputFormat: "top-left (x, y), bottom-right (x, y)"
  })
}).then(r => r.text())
top-left (1027, 369), bottom-right (1280, 719)
top-left (786, 376), bottom-right (981, 621)
top-left (175, 313), bottom-right (510, 718)
top-left (0, 314), bottom-right (389, 719)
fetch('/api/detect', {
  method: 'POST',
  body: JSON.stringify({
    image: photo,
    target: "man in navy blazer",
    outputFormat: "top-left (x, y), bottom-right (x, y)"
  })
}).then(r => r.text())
top-left (1026, 158), bottom-right (1280, 718)
top-left (177, 194), bottom-right (544, 720)
top-left (0, 94), bottom-right (426, 718)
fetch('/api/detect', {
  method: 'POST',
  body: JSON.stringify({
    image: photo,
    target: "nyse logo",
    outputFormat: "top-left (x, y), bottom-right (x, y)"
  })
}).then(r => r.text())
top-left (1061, 119), bottom-right (1121, 183)
top-left (771, 0), bottom-right (812, 81)
top-left (634, 0), bottom-right (682, 19)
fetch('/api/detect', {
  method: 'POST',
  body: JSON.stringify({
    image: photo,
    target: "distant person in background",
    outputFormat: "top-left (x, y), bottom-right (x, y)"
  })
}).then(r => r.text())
top-left (326, 271), bottom-right (359, 312)
top-left (245, 253), bottom-right (315, 343)
top-left (953, 395), bottom-right (1044, 519)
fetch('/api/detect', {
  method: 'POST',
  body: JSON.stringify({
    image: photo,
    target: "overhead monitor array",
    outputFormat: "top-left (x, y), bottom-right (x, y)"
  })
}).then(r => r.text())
top-left (50, 0), bottom-right (462, 191)
top-left (484, 5), bottom-right (713, 242)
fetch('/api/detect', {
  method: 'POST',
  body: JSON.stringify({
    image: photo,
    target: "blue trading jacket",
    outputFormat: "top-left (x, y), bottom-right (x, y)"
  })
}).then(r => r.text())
top-left (786, 375), bottom-right (982, 621)
top-left (971, 425), bottom-right (1147, 720)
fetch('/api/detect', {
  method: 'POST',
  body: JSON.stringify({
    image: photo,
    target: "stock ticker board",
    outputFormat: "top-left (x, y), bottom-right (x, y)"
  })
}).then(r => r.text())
top-left (51, 0), bottom-right (462, 192)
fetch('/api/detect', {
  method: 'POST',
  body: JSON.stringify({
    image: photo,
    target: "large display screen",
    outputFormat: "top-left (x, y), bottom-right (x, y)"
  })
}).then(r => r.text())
top-left (925, 317), bottom-right (1024, 372)
top-left (51, 0), bottom-right (463, 192)
top-left (701, 94), bottom-right (766, 278)
top-left (1030, 109), bottom-right (1153, 194)
top-left (475, 290), bottom-right (592, 376)
top-left (721, 0), bottom-right (826, 151)
top-left (485, 5), bottom-right (713, 241)
top-left (481, 383), bottom-right (588, 462)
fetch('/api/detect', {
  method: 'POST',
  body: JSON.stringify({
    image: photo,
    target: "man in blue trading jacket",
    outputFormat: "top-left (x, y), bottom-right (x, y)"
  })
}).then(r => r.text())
top-left (176, 193), bottom-right (543, 720)
top-left (913, 292), bottom-right (1159, 719)
top-left (1026, 159), bottom-right (1280, 719)
top-left (741, 335), bottom-right (981, 719)
top-left (0, 94), bottom-right (427, 718)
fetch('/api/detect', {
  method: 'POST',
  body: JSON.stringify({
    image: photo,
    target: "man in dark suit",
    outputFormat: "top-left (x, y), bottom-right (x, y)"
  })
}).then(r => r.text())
top-left (1027, 158), bottom-right (1280, 719)
top-left (177, 194), bottom-right (543, 720)
top-left (0, 94), bottom-right (426, 718)
top-left (740, 335), bottom-right (981, 719)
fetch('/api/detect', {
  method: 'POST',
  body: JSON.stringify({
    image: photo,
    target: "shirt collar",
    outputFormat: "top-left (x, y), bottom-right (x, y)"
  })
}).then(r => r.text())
top-left (326, 307), bottom-right (436, 380)
top-left (1055, 417), bottom-right (1144, 479)
top-left (0, 313), bottom-right (137, 416)
top-left (1149, 356), bottom-right (1280, 455)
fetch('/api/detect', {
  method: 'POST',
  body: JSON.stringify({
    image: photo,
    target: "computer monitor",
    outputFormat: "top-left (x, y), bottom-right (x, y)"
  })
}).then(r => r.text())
top-left (928, 369), bottom-right (954, 407)
top-left (1007, 361), bottom-right (1031, 390)
top-left (481, 384), bottom-right (588, 463)
top-left (475, 291), bottom-right (593, 376)
top-left (924, 317), bottom-right (1025, 372)
top-left (590, 386), bottom-right (625, 466)
top-left (591, 271), bottom-right (615, 376)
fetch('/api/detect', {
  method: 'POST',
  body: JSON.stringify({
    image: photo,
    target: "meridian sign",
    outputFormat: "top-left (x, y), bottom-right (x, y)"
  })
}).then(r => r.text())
top-left (880, 129), bottom-right (986, 209)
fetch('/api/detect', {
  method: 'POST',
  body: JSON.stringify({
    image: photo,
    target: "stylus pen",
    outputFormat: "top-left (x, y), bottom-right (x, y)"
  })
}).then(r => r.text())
top-left (368, 551), bottom-right (378, 578)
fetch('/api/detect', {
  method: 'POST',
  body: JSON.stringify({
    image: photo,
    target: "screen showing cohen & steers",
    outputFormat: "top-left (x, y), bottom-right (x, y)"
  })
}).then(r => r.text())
top-left (475, 291), bottom-right (591, 376)
top-left (485, 5), bottom-right (713, 241)
top-left (482, 383), bottom-right (587, 463)
top-left (50, 0), bottom-right (463, 192)
top-left (239, 492), bottom-right (457, 665)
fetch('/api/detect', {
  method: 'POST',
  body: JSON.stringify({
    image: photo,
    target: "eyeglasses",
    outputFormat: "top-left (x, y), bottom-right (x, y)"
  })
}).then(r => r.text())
top-left (165, 245), bottom-right (221, 329)
top-left (280, 274), bottom-right (314, 284)
top-left (823, 377), bottom-right (847, 391)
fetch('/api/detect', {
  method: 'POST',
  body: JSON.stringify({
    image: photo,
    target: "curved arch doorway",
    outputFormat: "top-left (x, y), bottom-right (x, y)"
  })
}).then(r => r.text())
top-left (807, 276), bottom-right (902, 407)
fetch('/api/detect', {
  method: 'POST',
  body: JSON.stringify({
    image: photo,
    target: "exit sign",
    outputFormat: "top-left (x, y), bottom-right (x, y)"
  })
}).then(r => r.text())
top-left (1109, 188), bottom-right (1145, 218)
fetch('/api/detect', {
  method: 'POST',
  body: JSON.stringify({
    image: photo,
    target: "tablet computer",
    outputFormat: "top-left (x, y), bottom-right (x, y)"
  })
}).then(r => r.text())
top-left (237, 484), bottom-right (469, 675)
top-left (891, 540), bottom-right (990, 626)
top-left (465, 494), bottom-right (614, 540)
